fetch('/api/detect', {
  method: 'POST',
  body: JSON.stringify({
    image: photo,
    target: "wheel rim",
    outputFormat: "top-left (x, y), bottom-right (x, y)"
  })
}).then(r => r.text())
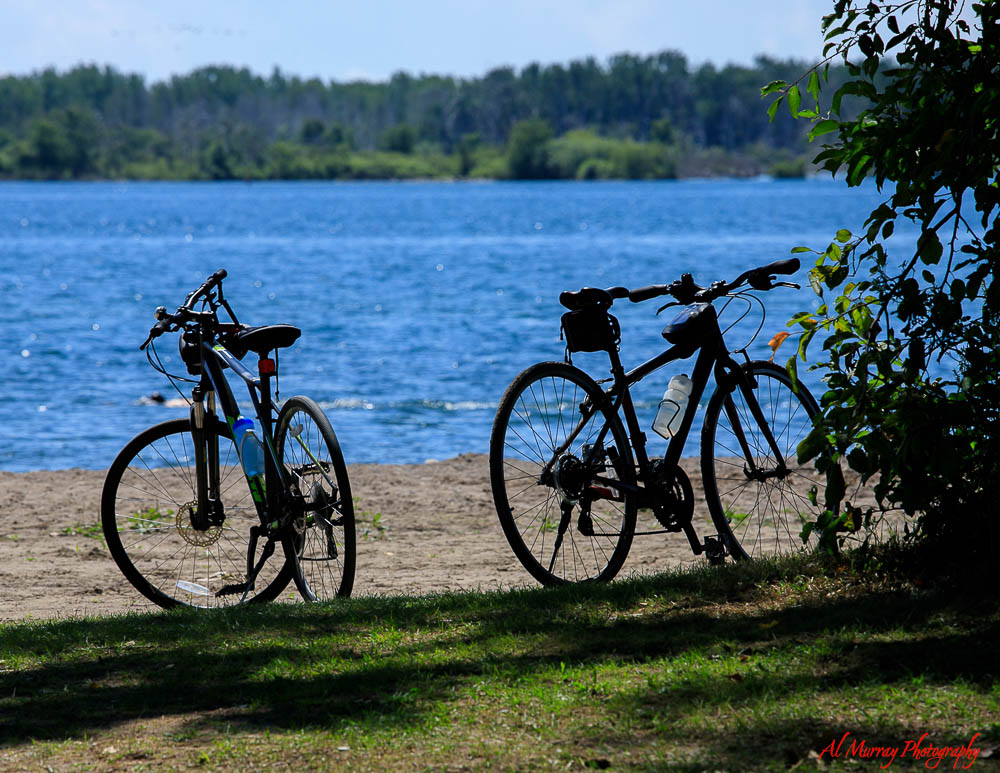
top-left (106, 423), bottom-right (287, 607)
top-left (278, 405), bottom-right (351, 600)
top-left (495, 370), bottom-right (633, 583)
top-left (708, 369), bottom-right (822, 559)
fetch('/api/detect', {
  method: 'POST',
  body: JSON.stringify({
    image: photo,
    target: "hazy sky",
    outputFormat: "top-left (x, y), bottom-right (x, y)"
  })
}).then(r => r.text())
top-left (2, 1), bottom-right (838, 84)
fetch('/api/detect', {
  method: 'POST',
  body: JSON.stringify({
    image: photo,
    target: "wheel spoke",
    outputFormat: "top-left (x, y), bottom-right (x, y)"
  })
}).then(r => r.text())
top-left (703, 364), bottom-right (820, 560)
top-left (491, 363), bottom-right (636, 585)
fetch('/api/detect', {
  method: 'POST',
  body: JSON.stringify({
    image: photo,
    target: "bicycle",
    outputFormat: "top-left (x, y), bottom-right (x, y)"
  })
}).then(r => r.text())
top-left (101, 269), bottom-right (356, 608)
top-left (489, 258), bottom-right (822, 585)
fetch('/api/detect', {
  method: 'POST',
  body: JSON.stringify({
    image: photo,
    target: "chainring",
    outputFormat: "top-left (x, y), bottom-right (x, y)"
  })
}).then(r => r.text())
top-left (650, 463), bottom-right (695, 531)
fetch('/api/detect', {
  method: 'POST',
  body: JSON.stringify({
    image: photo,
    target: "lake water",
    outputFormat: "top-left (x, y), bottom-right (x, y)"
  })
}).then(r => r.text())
top-left (2, 179), bottom-right (899, 472)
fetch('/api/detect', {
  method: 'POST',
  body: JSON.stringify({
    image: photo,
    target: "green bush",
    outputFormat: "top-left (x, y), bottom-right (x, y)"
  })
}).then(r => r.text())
top-left (769, 0), bottom-right (1000, 580)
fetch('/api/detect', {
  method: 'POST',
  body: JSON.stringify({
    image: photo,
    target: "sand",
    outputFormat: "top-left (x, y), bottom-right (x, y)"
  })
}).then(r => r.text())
top-left (0, 455), bottom-right (721, 622)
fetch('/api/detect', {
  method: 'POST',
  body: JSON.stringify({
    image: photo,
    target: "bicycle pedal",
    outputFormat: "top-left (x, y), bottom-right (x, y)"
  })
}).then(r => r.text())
top-left (703, 536), bottom-right (728, 565)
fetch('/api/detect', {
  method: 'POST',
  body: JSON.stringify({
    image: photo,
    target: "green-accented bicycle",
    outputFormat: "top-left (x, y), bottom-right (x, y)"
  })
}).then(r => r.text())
top-left (101, 269), bottom-right (356, 608)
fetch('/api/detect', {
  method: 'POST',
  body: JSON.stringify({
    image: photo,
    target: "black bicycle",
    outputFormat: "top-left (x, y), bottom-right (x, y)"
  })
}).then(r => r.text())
top-left (101, 269), bottom-right (356, 608)
top-left (489, 258), bottom-right (822, 585)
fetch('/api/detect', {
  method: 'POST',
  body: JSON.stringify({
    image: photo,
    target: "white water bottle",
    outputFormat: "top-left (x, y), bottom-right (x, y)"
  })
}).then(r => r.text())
top-left (652, 374), bottom-right (693, 439)
top-left (233, 417), bottom-right (265, 477)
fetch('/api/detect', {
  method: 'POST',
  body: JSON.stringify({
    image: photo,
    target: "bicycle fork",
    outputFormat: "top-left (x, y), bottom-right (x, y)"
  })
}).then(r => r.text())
top-left (189, 385), bottom-right (224, 531)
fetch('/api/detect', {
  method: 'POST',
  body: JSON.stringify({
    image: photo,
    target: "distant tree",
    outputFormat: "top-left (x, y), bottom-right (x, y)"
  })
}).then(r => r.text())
top-left (378, 123), bottom-right (417, 154)
top-left (20, 119), bottom-right (74, 177)
top-left (650, 117), bottom-right (675, 145)
top-left (506, 119), bottom-right (554, 179)
top-left (456, 132), bottom-right (481, 177)
top-left (300, 118), bottom-right (326, 145)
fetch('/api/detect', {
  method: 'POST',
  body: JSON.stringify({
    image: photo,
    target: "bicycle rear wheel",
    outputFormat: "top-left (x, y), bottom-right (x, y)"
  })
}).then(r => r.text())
top-left (275, 396), bottom-right (356, 601)
top-left (490, 361), bottom-right (637, 585)
top-left (701, 361), bottom-right (822, 560)
top-left (101, 418), bottom-right (293, 608)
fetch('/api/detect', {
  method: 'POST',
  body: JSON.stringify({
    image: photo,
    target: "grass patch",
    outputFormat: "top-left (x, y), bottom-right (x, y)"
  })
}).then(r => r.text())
top-left (1, 554), bottom-right (997, 770)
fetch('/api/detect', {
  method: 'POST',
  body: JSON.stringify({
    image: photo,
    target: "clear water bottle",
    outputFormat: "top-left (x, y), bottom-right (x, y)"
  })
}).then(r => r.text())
top-left (232, 417), bottom-right (265, 477)
top-left (652, 374), bottom-right (693, 439)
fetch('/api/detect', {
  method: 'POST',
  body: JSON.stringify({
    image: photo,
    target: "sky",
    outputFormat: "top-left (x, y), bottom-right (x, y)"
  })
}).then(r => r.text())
top-left (1, 0), bottom-right (839, 84)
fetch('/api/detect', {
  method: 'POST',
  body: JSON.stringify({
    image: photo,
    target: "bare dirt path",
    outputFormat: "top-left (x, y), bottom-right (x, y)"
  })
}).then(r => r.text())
top-left (0, 455), bottom-right (715, 622)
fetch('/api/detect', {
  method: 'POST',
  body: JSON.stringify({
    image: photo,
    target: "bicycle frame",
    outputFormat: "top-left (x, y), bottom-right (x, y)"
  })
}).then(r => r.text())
top-left (185, 332), bottom-right (290, 593)
top-left (558, 306), bottom-right (790, 555)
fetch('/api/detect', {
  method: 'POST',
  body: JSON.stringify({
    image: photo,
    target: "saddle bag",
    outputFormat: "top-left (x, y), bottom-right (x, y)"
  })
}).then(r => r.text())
top-left (561, 308), bottom-right (621, 353)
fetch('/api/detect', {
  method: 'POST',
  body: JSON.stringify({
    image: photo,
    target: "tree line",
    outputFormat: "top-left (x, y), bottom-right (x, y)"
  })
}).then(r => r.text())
top-left (0, 52), bottom-right (846, 180)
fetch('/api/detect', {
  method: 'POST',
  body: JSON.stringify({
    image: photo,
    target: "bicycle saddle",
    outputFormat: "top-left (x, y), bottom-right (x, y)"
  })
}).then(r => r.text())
top-left (234, 324), bottom-right (302, 355)
top-left (559, 287), bottom-right (614, 310)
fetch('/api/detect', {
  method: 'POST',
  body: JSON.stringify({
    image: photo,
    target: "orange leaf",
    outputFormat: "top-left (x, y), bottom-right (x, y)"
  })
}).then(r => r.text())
top-left (767, 331), bottom-right (791, 362)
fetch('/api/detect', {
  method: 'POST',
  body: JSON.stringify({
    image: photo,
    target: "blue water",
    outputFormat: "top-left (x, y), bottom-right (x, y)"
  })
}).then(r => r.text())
top-left (2, 179), bottom-right (899, 471)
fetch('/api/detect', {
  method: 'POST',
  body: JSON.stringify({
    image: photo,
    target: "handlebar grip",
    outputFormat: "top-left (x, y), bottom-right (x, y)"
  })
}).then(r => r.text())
top-left (628, 284), bottom-right (669, 303)
top-left (762, 258), bottom-right (800, 276)
top-left (184, 268), bottom-right (228, 308)
top-left (140, 318), bottom-right (174, 350)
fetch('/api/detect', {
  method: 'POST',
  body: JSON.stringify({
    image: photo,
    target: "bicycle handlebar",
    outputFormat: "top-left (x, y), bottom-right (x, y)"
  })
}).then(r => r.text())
top-left (140, 269), bottom-right (228, 350)
top-left (631, 258), bottom-right (800, 305)
top-left (183, 268), bottom-right (228, 309)
top-left (560, 258), bottom-right (800, 312)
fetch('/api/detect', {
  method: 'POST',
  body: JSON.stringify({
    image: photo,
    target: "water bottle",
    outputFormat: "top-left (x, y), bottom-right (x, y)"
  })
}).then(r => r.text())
top-left (652, 374), bottom-right (693, 439)
top-left (232, 417), bottom-right (265, 477)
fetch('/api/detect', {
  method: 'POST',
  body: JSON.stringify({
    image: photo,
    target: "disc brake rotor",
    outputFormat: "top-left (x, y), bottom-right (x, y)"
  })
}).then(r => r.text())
top-left (176, 502), bottom-right (223, 547)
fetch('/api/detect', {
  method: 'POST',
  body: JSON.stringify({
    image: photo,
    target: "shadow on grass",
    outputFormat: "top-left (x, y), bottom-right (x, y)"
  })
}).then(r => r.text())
top-left (1, 557), bottom-right (998, 765)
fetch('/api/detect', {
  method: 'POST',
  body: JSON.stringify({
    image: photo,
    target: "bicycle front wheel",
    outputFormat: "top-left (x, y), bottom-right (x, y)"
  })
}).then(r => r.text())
top-left (490, 361), bottom-right (637, 585)
top-left (101, 418), bottom-right (293, 608)
top-left (701, 361), bottom-right (822, 560)
top-left (275, 396), bottom-right (356, 601)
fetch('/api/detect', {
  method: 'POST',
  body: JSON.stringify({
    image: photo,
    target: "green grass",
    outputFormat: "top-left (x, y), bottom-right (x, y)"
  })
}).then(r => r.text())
top-left (1, 554), bottom-right (997, 771)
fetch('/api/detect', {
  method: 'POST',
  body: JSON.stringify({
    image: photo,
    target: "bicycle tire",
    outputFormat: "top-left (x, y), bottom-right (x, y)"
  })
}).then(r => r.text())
top-left (490, 361), bottom-right (637, 585)
top-left (701, 361), bottom-right (822, 560)
top-left (101, 417), bottom-right (294, 608)
top-left (275, 395), bottom-right (356, 601)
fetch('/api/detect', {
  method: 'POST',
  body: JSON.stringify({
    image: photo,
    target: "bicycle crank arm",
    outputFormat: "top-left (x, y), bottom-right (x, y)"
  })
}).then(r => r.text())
top-left (237, 535), bottom-right (276, 603)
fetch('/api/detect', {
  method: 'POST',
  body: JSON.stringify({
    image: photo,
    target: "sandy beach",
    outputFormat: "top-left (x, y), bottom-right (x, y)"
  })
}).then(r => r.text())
top-left (0, 455), bottom-right (721, 622)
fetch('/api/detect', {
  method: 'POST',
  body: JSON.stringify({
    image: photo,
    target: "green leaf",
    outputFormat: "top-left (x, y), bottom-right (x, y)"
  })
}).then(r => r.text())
top-left (767, 97), bottom-right (783, 123)
top-left (760, 80), bottom-right (787, 96)
top-left (808, 119), bottom-right (840, 142)
top-left (809, 270), bottom-right (825, 298)
top-left (798, 327), bottom-right (816, 362)
top-left (791, 246), bottom-right (813, 254)
top-left (847, 155), bottom-right (872, 186)
top-left (786, 355), bottom-right (799, 391)
top-left (835, 228), bottom-right (852, 243)
top-left (797, 426), bottom-right (828, 464)
top-left (918, 232), bottom-right (943, 265)
top-left (787, 85), bottom-right (801, 117)
top-left (807, 71), bottom-right (821, 102)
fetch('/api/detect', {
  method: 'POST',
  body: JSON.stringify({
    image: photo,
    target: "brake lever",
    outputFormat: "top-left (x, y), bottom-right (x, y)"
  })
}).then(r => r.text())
top-left (775, 281), bottom-right (801, 290)
top-left (656, 301), bottom-right (681, 315)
